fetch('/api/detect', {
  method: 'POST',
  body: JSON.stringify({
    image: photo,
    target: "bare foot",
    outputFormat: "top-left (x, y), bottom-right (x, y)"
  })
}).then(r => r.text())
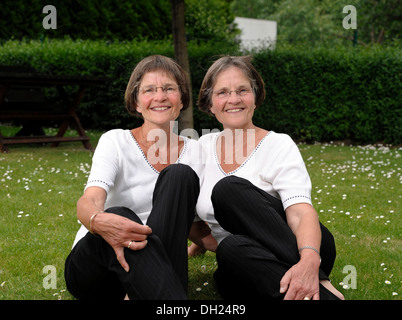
top-left (188, 242), bottom-right (206, 257)
top-left (320, 280), bottom-right (345, 300)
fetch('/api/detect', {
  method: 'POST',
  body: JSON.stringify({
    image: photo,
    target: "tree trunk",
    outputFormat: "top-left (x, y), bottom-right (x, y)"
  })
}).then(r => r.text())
top-left (170, 0), bottom-right (194, 134)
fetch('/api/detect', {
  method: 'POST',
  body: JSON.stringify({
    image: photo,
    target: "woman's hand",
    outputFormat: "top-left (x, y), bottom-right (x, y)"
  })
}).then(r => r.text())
top-left (91, 212), bottom-right (152, 272)
top-left (77, 187), bottom-right (152, 272)
top-left (279, 250), bottom-right (321, 300)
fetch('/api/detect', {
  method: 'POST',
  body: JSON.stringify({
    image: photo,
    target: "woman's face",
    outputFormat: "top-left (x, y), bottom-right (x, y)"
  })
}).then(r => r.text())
top-left (136, 71), bottom-right (183, 126)
top-left (210, 67), bottom-right (256, 130)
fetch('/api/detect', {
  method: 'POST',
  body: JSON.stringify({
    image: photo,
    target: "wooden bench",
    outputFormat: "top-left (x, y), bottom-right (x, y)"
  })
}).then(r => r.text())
top-left (0, 66), bottom-right (106, 152)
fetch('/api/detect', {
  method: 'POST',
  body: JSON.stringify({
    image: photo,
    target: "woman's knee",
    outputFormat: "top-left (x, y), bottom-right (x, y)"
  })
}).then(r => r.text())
top-left (211, 176), bottom-right (251, 207)
top-left (104, 207), bottom-right (143, 224)
top-left (158, 164), bottom-right (200, 197)
top-left (211, 176), bottom-right (254, 226)
top-left (162, 163), bottom-right (199, 182)
top-left (212, 175), bottom-right (244, 196)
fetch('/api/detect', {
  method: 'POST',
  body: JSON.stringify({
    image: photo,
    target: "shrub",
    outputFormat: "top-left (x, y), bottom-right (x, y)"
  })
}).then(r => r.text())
top-left (252, 45), bottom-right (402, 144)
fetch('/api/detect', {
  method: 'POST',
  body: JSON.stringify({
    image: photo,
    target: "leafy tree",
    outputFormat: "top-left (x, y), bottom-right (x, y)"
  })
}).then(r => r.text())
top-left (185, 0), bottom-right (238, 43)
top-left (356, 0), bottom-right (402, 45)
top-left (230, 0), bottom-right (401, 47)
top-left (230, 0), bottom-right (281, 19)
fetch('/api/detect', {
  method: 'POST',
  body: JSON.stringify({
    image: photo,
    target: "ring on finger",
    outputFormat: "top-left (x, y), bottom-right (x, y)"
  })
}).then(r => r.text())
top-left (128, 241), bottom-right (133, 249)
top-left (303, 297), bottom-right (310, 300)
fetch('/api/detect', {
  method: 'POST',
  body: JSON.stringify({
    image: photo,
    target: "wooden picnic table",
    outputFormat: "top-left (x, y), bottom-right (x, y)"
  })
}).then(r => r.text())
top-left (0, 66), bottom-right (106, 152)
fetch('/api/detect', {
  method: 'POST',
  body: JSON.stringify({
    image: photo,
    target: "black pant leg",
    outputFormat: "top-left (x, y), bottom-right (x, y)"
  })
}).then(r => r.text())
top-left (215, 234), bottom-right (290, 300)
top-left (99, 206), bottom-right (188, 299)
top-left (215, 234), bottom-right (340, 300)
top-left (64, 231), bottom-right (126, 300)
top-left (146, 163), bottom-right (200, 292)
top-left (319, 223), bottom-right (336, 277)
top-left (212, 175), bottom-right (336, 279)
top-left (112, 232), bottom-right (188, 299)
top-left (212, 175), bottom-right (300, 265)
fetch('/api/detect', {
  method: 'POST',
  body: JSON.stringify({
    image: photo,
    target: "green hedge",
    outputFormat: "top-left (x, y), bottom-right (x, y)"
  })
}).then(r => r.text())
top-left (253, 45), bottom-right (402, 144)
top-left (0, 0), bottom-right (171, 41)
top-left (0, 39), bottom-right (400, 144)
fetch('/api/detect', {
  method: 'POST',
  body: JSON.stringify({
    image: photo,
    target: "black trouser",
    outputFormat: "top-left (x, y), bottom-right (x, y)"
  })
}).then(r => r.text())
top-left (211, 175), bottom-right (339, 300)
top-left (64, 164), bottom-right (199, 300)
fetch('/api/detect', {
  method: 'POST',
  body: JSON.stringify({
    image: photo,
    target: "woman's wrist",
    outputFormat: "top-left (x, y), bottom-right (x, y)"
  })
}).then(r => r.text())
top-left (299, 246), bottom-right (321, 265)
top-left (88, 211), bottom-right (105, 235)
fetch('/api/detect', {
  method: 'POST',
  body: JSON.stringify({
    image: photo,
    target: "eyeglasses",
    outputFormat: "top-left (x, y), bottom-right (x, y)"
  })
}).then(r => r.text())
top-left (213, 88), bottom-right (252, 99)
top-left (140, 85), bottom-right (179, 96)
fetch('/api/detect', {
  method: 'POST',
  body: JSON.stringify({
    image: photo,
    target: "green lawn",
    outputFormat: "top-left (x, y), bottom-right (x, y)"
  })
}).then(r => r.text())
top-left (0, 127), bottom-right (400, 300)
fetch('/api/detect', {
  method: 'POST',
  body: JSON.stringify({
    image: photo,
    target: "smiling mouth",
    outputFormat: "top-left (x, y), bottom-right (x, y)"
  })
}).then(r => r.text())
top-left (151, 106), bottom-right (171, 111)
top-left (225, 108), bottom-right (244, 113)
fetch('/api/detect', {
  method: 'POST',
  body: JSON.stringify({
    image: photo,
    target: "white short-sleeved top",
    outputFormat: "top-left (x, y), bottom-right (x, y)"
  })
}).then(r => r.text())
top-left (195, 131), bottom-right (312, 244)
top-left (72, 129), bottom-right (203, 248)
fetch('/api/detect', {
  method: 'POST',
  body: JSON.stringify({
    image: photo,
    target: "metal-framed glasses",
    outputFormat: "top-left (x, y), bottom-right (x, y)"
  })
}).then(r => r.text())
top-left (140, 85), bottom-right (179, 96)
top-left (213, 88), bottom-right (252, 99)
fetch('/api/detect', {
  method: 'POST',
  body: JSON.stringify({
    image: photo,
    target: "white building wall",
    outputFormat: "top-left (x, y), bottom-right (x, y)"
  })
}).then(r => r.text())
top-left (234, 17), bottom-right (277, 51)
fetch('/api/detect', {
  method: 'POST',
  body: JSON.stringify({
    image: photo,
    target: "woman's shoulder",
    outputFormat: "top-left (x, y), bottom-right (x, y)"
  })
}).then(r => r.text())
top-left (98, 129), bottom-right (133, 144)
top-left (263, 131), bottom-right (296, 147)
top-left (198, 131), bottom-right (220, 146)
top-left (100, 128), bottom-right (128, 139)
top-left (94, 129), bottom-right (135, 154)
top-left (254, 131), bottom-right (300, 162)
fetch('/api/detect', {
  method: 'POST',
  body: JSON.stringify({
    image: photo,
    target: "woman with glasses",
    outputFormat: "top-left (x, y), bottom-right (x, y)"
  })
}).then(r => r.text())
top-left (65, 55), bottom-right (202, 300)
top-left (189, 55), bottom-right (344, 300)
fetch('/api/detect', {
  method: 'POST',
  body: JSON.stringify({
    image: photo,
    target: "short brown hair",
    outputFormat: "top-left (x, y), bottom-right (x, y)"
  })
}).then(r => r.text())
top-left (197, 55), bottom-right (265, 115)
top-left (125, 55), bottom-right (191, 117)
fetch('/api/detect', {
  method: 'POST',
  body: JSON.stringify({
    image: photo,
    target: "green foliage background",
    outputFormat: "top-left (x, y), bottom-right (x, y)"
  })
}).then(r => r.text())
top-left (1, 39), bottom-right (401, 144)
top-left (0, 0), bottom-right (401, 144)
